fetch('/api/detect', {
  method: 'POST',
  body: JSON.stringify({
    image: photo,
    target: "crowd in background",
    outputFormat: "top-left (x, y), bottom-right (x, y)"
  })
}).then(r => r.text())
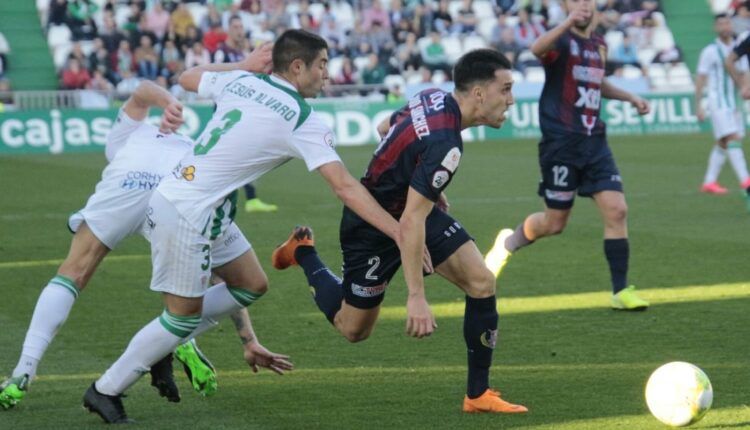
top-left (42, 0), bottom-right (671, 95)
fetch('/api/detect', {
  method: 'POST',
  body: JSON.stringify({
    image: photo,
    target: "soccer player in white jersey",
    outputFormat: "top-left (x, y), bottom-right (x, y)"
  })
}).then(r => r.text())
top-left (1, 76), bottom-right (291, 412)
top-left (695, 14), bottom-right (750, 200)
top-left (85, 30), bottom-right (408, 423)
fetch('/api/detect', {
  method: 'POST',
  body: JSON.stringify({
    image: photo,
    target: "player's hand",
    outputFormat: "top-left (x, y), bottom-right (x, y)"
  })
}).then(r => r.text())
top-left (244, 42), bottom-right (273, 74)
top-left (696, 107), bottom-right (706, 122)
top-left (422, 246), bottom-right (433, 274)
top-left (630, 96), bottom-right (650, 115)
top-left (243, 341), bottom-right (294, 375)
top-left (436, 192), bottom-right (450, 212)
top-left (565, 7), bottom-right (592, 27)
top-left (406, 294), bottom-right (437, 338)
top-left (159, 101), bottom-right (183, 133)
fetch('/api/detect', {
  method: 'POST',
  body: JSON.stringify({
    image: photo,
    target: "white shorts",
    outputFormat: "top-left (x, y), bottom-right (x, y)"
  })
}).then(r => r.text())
top-left (148, 191), bottom-right (252, 298)
top-left (711, 109), bottom-right (745, 141)
top-left (68, 186), bottom-right (151, 250)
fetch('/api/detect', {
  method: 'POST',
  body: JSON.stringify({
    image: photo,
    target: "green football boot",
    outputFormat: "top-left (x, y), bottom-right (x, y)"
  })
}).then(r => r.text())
top-left (611, 285), bottom-right (649, 311)
top-left (484, 228), bottom-right (514, 278)
top-left (174, 339), bottom-right (217, 397)
top-left (0, 374), bottom-right (29, 410)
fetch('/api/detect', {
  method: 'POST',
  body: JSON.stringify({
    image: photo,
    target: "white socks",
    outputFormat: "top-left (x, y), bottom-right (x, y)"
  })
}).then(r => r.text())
top-left (13, 277), bottom-right (79, 379)
top-left (186, 283), bottom-right (262, 341)
top-left (704, 145), bottom-right (726, 185)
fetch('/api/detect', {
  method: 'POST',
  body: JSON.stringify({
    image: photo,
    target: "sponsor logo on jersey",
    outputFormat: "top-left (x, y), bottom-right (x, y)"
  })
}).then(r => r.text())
top-left (181, 165), bottom-right (196, 181)
top-left (121, 171), bottom-right (163, 191)
top-left (575, 87), bottom-right (601, 109)
top-left (351, 282), bottom-right (386, 298)
top-left (432, 170), bottom-right (450, 188)
top-left (572, 65), bottom-right (604, 84)
top-left (324, 131), bottom-right (335, 148)
top-left (480, 329), bottom-right (498, 349)
top-left (570, 39), bottom-right (580, 57)
top-left (441, 147), bottom-right (461, 172)
top-left (545, 189), bottom-right (575, 201)
top-left (222, 230), bottom-right (241, 247)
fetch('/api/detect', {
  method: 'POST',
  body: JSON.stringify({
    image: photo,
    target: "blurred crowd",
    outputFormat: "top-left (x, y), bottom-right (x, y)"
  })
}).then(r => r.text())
top-left (43, 0), bottom-right (671, 95)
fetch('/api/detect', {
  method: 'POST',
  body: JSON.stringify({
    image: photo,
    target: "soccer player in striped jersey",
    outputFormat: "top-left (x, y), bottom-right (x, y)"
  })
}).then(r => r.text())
top-left (695, 14), bottom-right (750, 197)
top-left (484, 0), bottom-right (652, 310)
top-left (273, 49), bottom-right (528, 414)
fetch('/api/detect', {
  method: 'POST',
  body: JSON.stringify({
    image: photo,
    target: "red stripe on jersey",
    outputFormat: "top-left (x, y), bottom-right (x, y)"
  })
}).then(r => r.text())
top-left (561, 53), bottom-right (578, 130)
top-left (365, 125), bottom-right (418, 185)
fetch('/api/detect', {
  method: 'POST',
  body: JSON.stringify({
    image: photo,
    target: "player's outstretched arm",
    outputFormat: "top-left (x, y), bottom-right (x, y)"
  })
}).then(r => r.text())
top-left (530, 7), bottom-right (590, 59)
top-left (124, 80), bottom-right (183, 130)
top-left (178, 43), bottom-right (273, 92)
top-left (400, 187), bottom-right (437, 339)
top-left (601, 78), bottom-right (650, 115)
top-left (229, 308), bottom-right (293, 375)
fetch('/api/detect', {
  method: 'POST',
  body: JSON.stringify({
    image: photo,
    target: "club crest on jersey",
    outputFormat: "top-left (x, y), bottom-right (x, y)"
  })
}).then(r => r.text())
top-left (181, 165), bottom-right (195, 181)
top-left (441, 147), bottom-right (461, 172)
top-left (570, 39), bottom-right (580, 57)
top-left (323, 131), bottom-right (335, 148)
top-left (432, 170), bottom-right (450, 189)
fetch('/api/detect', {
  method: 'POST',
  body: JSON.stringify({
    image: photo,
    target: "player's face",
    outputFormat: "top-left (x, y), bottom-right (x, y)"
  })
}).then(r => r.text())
top-left (715, 17), bottom-right (733, 39)
top-left (565, 0), bottom-right (595, 29)
top-left (477, 69), bottom-right (514, 128)
top-left (298, 49), bottom-right (329, 98)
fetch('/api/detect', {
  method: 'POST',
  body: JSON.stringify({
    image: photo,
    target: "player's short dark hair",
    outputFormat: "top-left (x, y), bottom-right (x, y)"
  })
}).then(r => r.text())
top-left (453, 49), bottom-right (512, 92)
top-left (272, 29), bottom-right (328, 72)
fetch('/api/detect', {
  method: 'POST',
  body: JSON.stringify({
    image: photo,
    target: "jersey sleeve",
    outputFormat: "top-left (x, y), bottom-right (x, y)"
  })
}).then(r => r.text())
top-left (696, 48), bottom-right (712, 76)
top-left (288, 113), bottom-right (342, 171)
top-left (409, 131), bottom-right (462, 202)
top-left (540, 32), bottom-right (567, 65)
top-left (197, 70), bottom-right (249, 101)
top-left (105, 109), bottom-right (143, 161)
top-left (733, 35), bottom-right (750, 59)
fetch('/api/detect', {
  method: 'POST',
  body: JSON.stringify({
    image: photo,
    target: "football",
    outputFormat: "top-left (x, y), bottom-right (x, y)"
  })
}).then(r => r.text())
top-left (645, 362), bottom-right (713, 427)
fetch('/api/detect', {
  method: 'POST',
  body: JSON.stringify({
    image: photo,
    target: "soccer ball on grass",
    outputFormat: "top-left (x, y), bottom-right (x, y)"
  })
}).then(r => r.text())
top-left (645, 361), bottom-right (713, 427)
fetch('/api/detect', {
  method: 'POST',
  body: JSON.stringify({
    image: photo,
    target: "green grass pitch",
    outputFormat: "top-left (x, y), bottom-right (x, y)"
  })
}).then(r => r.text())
top-left (1, 133), bottom-right (749, 429)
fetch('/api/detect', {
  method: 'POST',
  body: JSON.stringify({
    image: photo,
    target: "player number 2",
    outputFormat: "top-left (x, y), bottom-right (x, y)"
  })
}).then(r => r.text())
top-left (552, 165), bottom-right (569, 187)
top-left (194, 109), bottom-right (243, 155)
top-left (365, 256), bottom-right (381, 280)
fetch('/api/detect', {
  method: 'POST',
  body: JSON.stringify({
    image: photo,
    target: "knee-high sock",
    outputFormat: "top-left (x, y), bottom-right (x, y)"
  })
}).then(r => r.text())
top-left (95, 310), bottom-right (200, 396)
top-left (604, 238), bottom-right (629, 294)
top-left (186, 283), bottom-right (263, 341)
top-left (295, 246), bottom-right (343, 324)
top-left (704, 145), bottom-right (726, 185)
top-left (13, 276), bottom-right (79, 379)
top-left (464, 296), bottom-right (498, 399)
top-left (727, 141), bottom-right (750, 184)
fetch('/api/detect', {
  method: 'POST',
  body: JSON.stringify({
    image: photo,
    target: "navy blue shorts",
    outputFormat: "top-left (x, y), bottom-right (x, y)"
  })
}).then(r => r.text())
top-left (339, 206), bottom-right (472, 309)
top-left (537, 134), bottom-right (623, 210)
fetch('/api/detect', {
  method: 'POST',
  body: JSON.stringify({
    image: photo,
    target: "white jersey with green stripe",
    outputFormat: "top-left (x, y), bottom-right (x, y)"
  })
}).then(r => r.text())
top-left (155, 71), bottom-right (340, 239)
top-left (697, 37), bottom-right (749, 112)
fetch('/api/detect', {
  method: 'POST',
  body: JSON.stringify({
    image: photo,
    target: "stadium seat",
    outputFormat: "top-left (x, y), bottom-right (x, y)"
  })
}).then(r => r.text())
top-left (525, 66), bottom-right (545, 83)
top-left (477, 17), bottom-right (497, 41)
top-left (384, 74), bottom-right (407, 90)
top-left (463, 35), bottom-right (487, 52)
top-left (327, 56), bottom-right (344, 79)
top-left (47, 25), bottom-right (72, 50)
top-left (647, 64), bottom-right (668, 88)
top-left (353, 56), bottom-right (369, 72)
top-left (473, 1), bottom-right (494, 18)
top-left (651, 11), bottom-right (666, 27)
top-left (511, 70), bottom-right (524, 83)
top-left (504, 16), bottom-right (519, 27)
top-left (448, 0), bottom-right (463, 19)
top-left (605, 31), bottom-right (624, 55)
top-left (517, 49), bottom-right (537, 64)
top-left (308, 2), bottom-right (325, 23)
top-left (432, 70), bottom-right (447, 84)
top-left (115, 5), bottom-right (131, 28)
top-left (442, 36), bottom-right (463, 64)
top-left (637, 48), bottom-right (656, 66)
top-left (711, 0), bottom-right (732, 14)
top-left (621, 65), bottom-right (643, 79)
top-left (186, 3), bottom-right (208, 27)
top-left (406, 73), bottom-right (423, 85)
top-left (53, 43), bottom-right (73, 69)
top-left (331, 2), bottom-right (354, 30)
top-left (651, 27), bottom-right (675, 51)
top-left (78, 40), bottom-right (95, 56)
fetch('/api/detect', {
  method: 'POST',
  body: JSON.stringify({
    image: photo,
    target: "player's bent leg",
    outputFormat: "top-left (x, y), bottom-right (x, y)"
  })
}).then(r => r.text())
top-left (525, 207), bottom-right (572, 240)
top-left (436, 242), bottom-right (527, 414)
top-left (333, 302), bottom-right (381, 343)
top-left (2, 222), bottom-right (111, 409)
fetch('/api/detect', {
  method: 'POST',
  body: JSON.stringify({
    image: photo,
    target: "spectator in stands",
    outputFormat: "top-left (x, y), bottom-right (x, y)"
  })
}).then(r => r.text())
top-left (490, 14), bottom-right (509, 46)
top-left (334, 57), bottom-right (358, 85)
top-left (518, 0), bottom-right (549, 23)
top-left (251, 20), bottom-right (275, 45)
top-left (61, 58), bottom-right (91, 89)
top-left (369, 21), bottom-right (396, 57)
top-left (122, 2), bottom-right (143, 33)
top-left (389, 0), bottom-right (406, 28)
top-left (393, 15), bottom-right (415, 46)
top-left (182, 25), bottom-right (203, 51)
top-left (362, 0), bottom-right (391, 31)
top-left (145, 1), bottom-right (171, 41)
top-left (387, 83), bottom-right (404, 102)
top-left (88, 39), bottom-right (116, 83)
top-left (185, 40), bottom-right (211, 68)
top-left (133, 34), bottom-right (158, 80)
top-left (221, 4), bottom-right (252, 32)
top-left (396, 31), bottom-right (422, 72)
top-left (609, 33), bottom-right (644, 75)
top-left (200, 4), bottom-right (223, 33)
top-left (160, 38), bottom-right (183, 76)
top-left (421, 31), bottom-right (452, 77)
top-left (48, 0), bottom-right (70, 28)
top-left (453, 0), bottom-right (478, 35)
top-left (493, 27), bottom-right (522, 68)
top-left (513, 7), bottom-right (545, 48)
top-left (88, 68), bottom-right (114, 91)
top-left (361, 52), bottom-right (387, 85)
top-left (113, 39), bottom-right (135, 82)
top-left (202, 20), bottom-right (227, 54)
top-left (433, 0), bottom-right (454, 34)
top-left (171, 2), bottom-right (196, 39)
top-left (99, 15), bottom-right (126, 53)
top-left (116, 69), bottom-right (140, 95)
top-left (410, 3), bottom-right (430, 38)
top-left (68, 0), bottom-right (99, 40)
top-left (214, 15), bottom-right (249, 63)
top-left (320, 9), bottom-right (347, 56)
top-left (291, 0), bottom-right (318, 31)
top-left (495, 0), bottom-right (517, 15)
top-left (246, 0), bottom-right (267, 36)
top-left (213, 0), bottom-right (234, 14)
top-left (733, 3), bottom-right (750, 34)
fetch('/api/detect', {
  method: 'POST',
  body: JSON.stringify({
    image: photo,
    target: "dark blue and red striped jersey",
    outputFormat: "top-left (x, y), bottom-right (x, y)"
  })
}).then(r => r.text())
top-left (539, 30), bottom-right (607, 138)
top-left (361, 89), bottom-right (463, 217)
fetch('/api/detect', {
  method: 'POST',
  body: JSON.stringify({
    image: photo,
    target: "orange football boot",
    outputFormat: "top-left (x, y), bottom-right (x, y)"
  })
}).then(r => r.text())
top-left (463, 389), bottom-right (528, 414)
top-left (271, 226), bottom-right (314, 270)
